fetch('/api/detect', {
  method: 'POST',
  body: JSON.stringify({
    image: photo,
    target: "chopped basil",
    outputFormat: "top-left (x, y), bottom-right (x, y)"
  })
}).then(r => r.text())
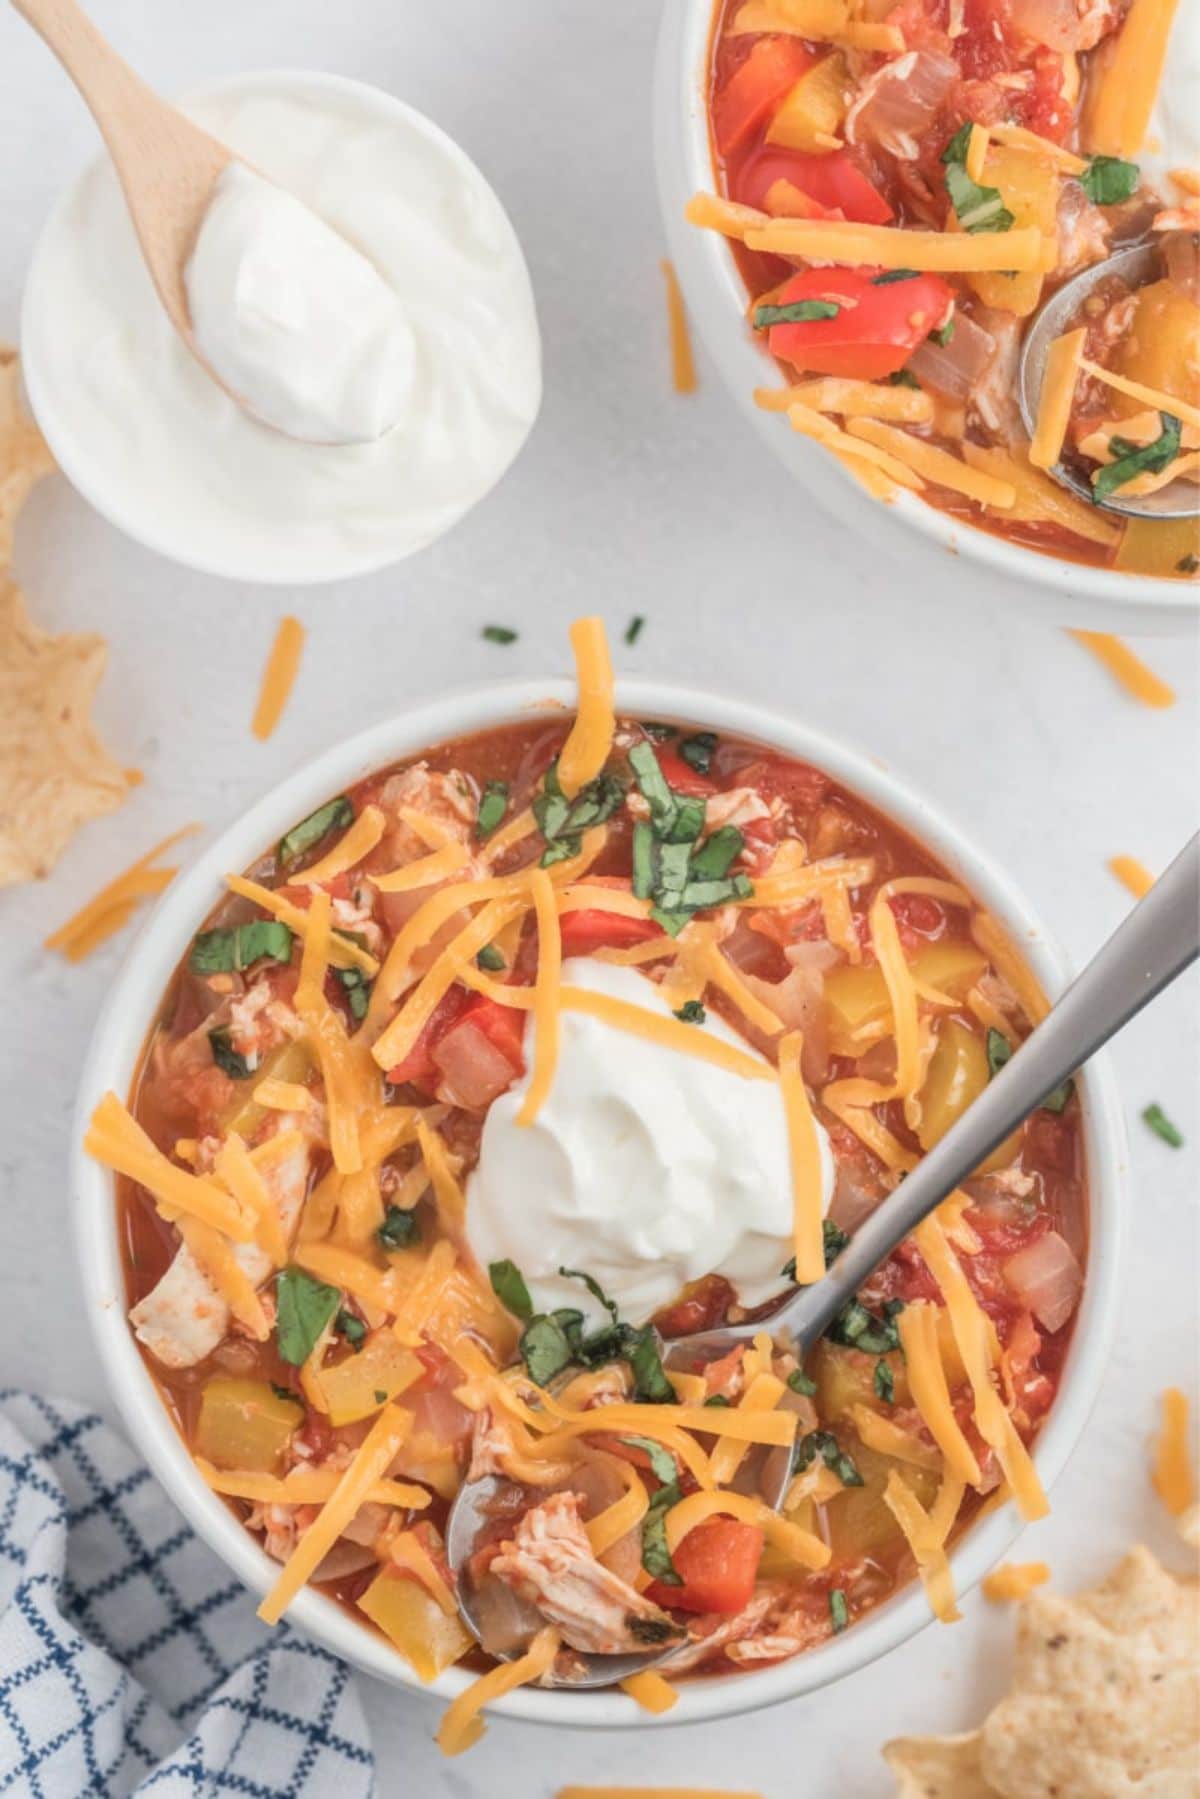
top-left (377, 1207), bottom-right (419, 1251)
top-left (783, 1219), bottom-right (848, 1282)
top-left (625, 1327), bottom-right (676, 1404)
top-left (828, 1296), bottom-right (904, 1355)
top-left (872, 268), bottom-right (920, 285)
top-left (482, 624), bottom-right (517, 644)
top-left (189, 919), bottom-right (294, 975)
top-left (632, 821), bottom-right (656, 900)
top-left (986, 1028), bottom-right (1013, 1077)
top-left (558, 1266), bottom-right (620, 1325)
top-left (1041, 1077), bottom-right (1075, 1115)
top-left (518, 1313), bottom-right (576, 1385)
top-left (533, 761), bottom-right (624, 867)
top-left (373, 1390), bottom-right (388, 1404)
top-left (704, 1393), bottom-right (731, 1407)
top-left (628, 741), bottom-right (678, 827)
top-left (476, 780), bottom-right (509, 840)
top-left (874, 1360), bottom-right (895, 1405)
top-left (754, 299), bottom-right (841, 329)
top-left (688, 825), bottom-right (743, 880)
top-left (829, 1588), bottom-right (849, 1633)
top-left (641, 1480), bottom-right (684, 1584)
top-left (788, 1369), bottom-right (817, 1397)
top-left (277, 797), bottom-right (354, 869)
top-left (476, 943), bottom-right (506, 972)
top-left (678, 873), bottom-right (753, 909)
top-left (276, 1268), bottom-right (341, 1366)
top-left (889, 368), bottom-right (922, 388)
top-left (489, 1258), bottom-right (534, 1321)
top-left (795, 1429), bottom-right (864, 1487)
top-left (930, 317), bottom-right (956, 347)
top-left (619, 1436), bottom-right (678, 1486)
top-left (625, 615), bottom-right (646, 645)
top-left (209, 1027), bottom-right (254, 1079)
top-left (336, 1309), bottom-right (366, 1349)
top-left (675, 1000), bottom-right (707, 1025)
top-left (336, 965), bottom-right (371, 1022)
top-left (1177, 554), bottom-right (1199, 575)
top-left (1080, 155), bottom-right (1139, 205)
top-left (941, 127), bottom-right (1013, 234)
top-left (1093, 413), bottom-right (1182, 502)
top-left (270, 1382), bottom-right (302, 1406)
top-left (1143, 1102), bottom-right (1183, 1148)
top-left (679, 732), bottom-right (718, 776)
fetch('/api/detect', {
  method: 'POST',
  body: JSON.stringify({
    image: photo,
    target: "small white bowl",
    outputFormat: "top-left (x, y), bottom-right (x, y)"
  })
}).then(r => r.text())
top-left (73, 676), bottom-right (1125, 1732)
top-left (652, 0), bottom-right (1199, 633)
top-left (21, 70), bottom-right (540, 587)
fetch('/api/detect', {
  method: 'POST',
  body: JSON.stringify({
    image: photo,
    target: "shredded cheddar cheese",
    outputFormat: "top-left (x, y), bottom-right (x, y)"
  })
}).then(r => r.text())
top-left (1153, 1388), bottom-right (1197, 1517)
top-left (982, 1561), bottom-right (1051, 1602)
top-left (518, 867), bottom-right (562, 1126)
top-left (224, 873), bottom-right (378, 975)
top-left (1078, 358), bottom-right (1200, 437)
top-left (778, 1031), bottom-right (825, 1284)
top-left (44, 825), bottom-right (200, 963)
top-left (557, 616), bottom-right (615, 798)
top-left (786, 403), bottom-right (925, 489)
top-left (86, 1092), bottom-right (253, 1241)
top-left (1109, 855), bottom-right (1155, 899)
top-left (707, 1370), bottom-right (788, 1487)
top-left (1068, 633), bottom-right (1176, 710)
top-left (882, 1469), bottom-right (962, 1623)
top-left (989, 122), bottom-right (1087, 173)
top-left (756, 379), bottom-right (934, 424)
top-left (586, 1457), bottom-right (650, 1556)
top-left (741, 217), bottom-right (1049, 273)
top-left (1030, 329), bottom-right (1085, 470)
top-left (251, 615), bottom-right (306, 742)
top-left (292, 805), bottom-right (384, 886)
top-left (845, 419), bottom-right (1017, 509)
top-left (662, 1489), bottom-right (830, 1571)
top-left (660, 259), bottom-right (697, 394)
top-left (849, 1403), bottom-right (941, 1472)
top-left (558, 985), bottom-right (774, 1082)
top-left (1084, 0), bottom-right (1182, 158)
top-left (616, 1674), bottom-right (680, 1715)
top-left (387, 1529), bottom-right (457, 1614)
top-left (198, 1460), bottom-right (429, 1509)
top-left (436, 1626), bottom-right (560, 1756)
top-left (897, 1302), bottom-right (981, 1487)
top-left (964, 124), bottom-right (990, 183)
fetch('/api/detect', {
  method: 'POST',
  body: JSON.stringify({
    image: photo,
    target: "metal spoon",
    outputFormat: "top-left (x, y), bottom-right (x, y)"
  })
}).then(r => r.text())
top-left (1018, 242), bottom-right (1199, 521)
top-left (446, 834), bottom-right (1199, 1687)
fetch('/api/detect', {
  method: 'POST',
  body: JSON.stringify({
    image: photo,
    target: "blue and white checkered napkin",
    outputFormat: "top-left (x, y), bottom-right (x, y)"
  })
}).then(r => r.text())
top-left (0, 1392), bottom-right (374, 1798)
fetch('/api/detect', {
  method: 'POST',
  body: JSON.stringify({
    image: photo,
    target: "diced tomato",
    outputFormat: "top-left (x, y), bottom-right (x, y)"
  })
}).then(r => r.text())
top-left (559, 910), bottom-right (664, 958)
top-left (646, 1516), bottom-right (764, 1615)
top-left (736, 148), bottom-right (893, 225)
top-left (766, 266), bottom-right (956, 381)
top-left (714, 38), bottom-right (818, 156)
top-left (277, 871), bottom-right (353, 905)
top-left (454, 993), bottom-right (527, 1072)
top-left (1025, 46), bottom-right (1069, 142)
top-left (735, 752), bottom-right (829, 819)
top-left (654, 747), bottom-right (718, 798)
top-left (1023, 1111), bottom-right (1077, 1177)
top-left (653, 1273), bottom-right (735, 1339)
top-left (385, 988), bottom-right (470, 1091)
top-left (889, 893), bottom-right (945, 948)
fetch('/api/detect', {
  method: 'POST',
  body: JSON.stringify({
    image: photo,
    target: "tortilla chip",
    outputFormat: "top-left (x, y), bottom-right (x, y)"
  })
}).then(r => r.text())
top-left (1, 343), bottom-right (54, 565)
top-left (884, 1548), bottom-right (1200, 1799)
top-left (0, 576), bottom-right (128, 885)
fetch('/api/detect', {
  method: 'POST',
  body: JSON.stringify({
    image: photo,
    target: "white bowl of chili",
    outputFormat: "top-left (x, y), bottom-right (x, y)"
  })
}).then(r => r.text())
top-left (72, 674), bottom-right (1125, 1736)
top-left (653, 0), bottom-right (1200, 630)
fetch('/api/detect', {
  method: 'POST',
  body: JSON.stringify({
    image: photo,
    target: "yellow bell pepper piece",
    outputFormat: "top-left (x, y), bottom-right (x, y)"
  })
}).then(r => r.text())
top-left (966, 146), bottom-right (1058, 317)
top-left (1111, 280), bottom-right (1200, 417)
top-left (1115, 516), bottom-right (1200, 579)
top-left (824, 940), bottom-right (989, 1038)
top-left (220, 1038), bottom-right (312, 1139)
top-left (358, 1568), bottom-right (473, 1681)
top-left (916, 1018), bottom-right (1020, 1173)
top-left (318, 1332), bottom-right (424, 1428)
top-left (766, 52), bottom-right (849, 151)
top-left (195, 1377), bottom-right (300, 1472)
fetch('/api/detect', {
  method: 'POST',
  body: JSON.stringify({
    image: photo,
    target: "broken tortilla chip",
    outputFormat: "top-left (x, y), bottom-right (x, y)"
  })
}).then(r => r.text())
top-left (884, 1546), bottom-right (1200, 1797)
top-left (0, 576), bottom-right (129, 885)
top-left (1, 343), bottom-right (54, 565)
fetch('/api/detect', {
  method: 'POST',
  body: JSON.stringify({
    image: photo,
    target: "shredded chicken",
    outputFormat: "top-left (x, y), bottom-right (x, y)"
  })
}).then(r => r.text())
top-left (1055, 184), bottom-right (1112, 279)
top-left (491, 1492), bottom-right (684, 1655)
top-left (379, 764), bottom-right (477, 855)
top-left (969, 312), bottom-right (1024, 442)
top-left (660, 1588), bottom-right (778, 1673)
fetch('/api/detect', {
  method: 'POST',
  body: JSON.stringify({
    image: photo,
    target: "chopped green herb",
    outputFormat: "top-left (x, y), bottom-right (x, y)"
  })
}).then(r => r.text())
top-left (277, 797), bottom-right (354, 868)
top-left (678, 873), bottom-right (753, 909)
top-left (754, 299), bottom-right (841, 329)
top-left (533, 761), bottom-right (624, 867)
top-left (1143, 1103), bottom-right (1183, 1148)
top-left (336, 966), bottom-right (371, 1022)
top-left (558, 1266), bottom-right (620, 1325)
top-left (675, 999), bottom-right (707, 1025)
top-left (476, 943), bottom-right (506, 973)
top-left (631, 821), bottom-right (656, 900)
top-left (872, 268), bottom-right (920, 285)
top-left (641, 1479), bottom-right (684, 1584)
top-left (678, 731), bottom-right (718, 776)
top-left (625, 1326), bottom-right (676, 1403)
top-left (482, 624), bottom-right (517, 644)
top-left (1041, 1077), bottom-right (1075, 1115)
top-left (628, 741), bottom-right (678, 827)
top-left (476, 779), bottom-right (509, 840)
top-left (986, 1028), bottom-right (1013, 1077)
top-left (270, 1382), bottom-right (303, 1405)
top-left (874, 1360), bottom-right (895, 1405)
top-left (828, 1297), bottom-right (904, 1356)
top-left (377, 1207), bottom-right (419, 1252)
top-left (1093, 414), bottom-right (1182, 502)
top-left (489, 1258), bottom-right (534, 1320)
top-left (641, 722), bottom-right (678, 742)
top-left (795, 1429), bottom-right (864, 1487)
top-left (783, 1219), bottom-right (848, 1283)
top-left (930, 317), bottom-right (956, 347)
top-left (688, 825), bottom-right (743, 879)
top-left (374, 1390), bottom-right (388, 1404)
top-left (1177, 554), bottom-right (1199, 575)
top-left (1080, 155), bottom-right (1139, 205)
top-left (189, 919), bottom-right (294, 975)
top-left (889, 368), bottom-right (921, 388)
top-left (704, 1393), bottom-right (732, 1407)
top-left (625, 615), bottom-right (646, 645)
top-left (276, 1267), bottom-right (341, 1366)
top-left (941, 127), bottom-right (1014, 233)
top-left (829, 1588), bottom-right (849, 1633)
top-left (619, 1436), bottom-right (678, 1485)
top-left (518, 1313), bottom-right (576, 1385)
top-left (336, 1309), bottom-right (366, 1349)
top-left (209, 1027), bottom-right (254, 1079)
top-left (788, 1369), bottom-right (817, 1397)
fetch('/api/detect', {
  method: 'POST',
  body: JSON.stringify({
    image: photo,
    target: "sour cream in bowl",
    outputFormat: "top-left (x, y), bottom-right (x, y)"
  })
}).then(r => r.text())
top-left (22, 71), bottom-right (541, 584)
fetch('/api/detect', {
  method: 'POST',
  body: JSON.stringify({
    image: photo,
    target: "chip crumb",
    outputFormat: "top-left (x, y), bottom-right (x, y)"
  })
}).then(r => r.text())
top-left (884, 1546), bottom-right (1200, 1797)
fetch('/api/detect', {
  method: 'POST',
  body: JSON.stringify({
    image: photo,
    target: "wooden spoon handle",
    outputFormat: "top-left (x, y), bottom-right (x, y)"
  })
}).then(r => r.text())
top-left (11, 0), bottom-right (230, 329)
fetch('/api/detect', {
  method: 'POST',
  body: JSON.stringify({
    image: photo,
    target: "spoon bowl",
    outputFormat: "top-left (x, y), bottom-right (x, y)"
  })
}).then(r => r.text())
top-left (1018, 243), bottom-right (1199, 522)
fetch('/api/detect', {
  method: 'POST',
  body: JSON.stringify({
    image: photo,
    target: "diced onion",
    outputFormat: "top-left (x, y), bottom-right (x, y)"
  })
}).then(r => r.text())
top-left (432, 1020), bottom-right (519, 1110)
top-left (908, 311), bottom-right (997, 400)
top-left (846, 52), bottom-right (958, 160)
top-left (1002, 1229), bottom-right (1082, 1334)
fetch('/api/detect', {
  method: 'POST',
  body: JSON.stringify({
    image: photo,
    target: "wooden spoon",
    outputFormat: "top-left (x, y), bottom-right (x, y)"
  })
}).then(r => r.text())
top-left (12, 0), bottom-right (233, 391)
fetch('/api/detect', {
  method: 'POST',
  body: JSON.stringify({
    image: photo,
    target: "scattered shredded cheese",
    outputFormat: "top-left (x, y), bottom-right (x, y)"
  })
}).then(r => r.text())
top-left (1108, 854), bottom-right (1155, 899)
top-left (778, 1031), bottom-right (825, 1284)
top-left (251, 615), bottom-right (306, 742)
top-left (557, 616), bottom-right (615, 798)
top-left (616, 1673), bottom-right (680, 1715)
top-left (849, 1403), bottom-right (941, 1472)
top-left (1078, 357), bottom-right (1200, 436)
top-left (1067, 632), bottom-right (1176, 710)
top-left (85, 1092), bottom-right (253, 1241)
top-left (198, 1460), bottom-right (429, 1509)
top-left (436, 1626), bottom-right (560, 1756)
top-left (1030, 329), bottom-right (1085, 470)
top-left (845, 419), bottom-right (1017, 509)
top-left (989, 122), bottom-right (1087, 173)
top-left (559, 985), bottom-right (775, 1083)
top-left (518, 867), bottom-right (562, 1126)
top-left (663, 1489), bottom-right (830, 1571)
top-left (882, 1469), bottom-right (961, 1623)
top-left (982, 1561), bottom-right (1051, 1602)
top-left (741, 217), bottom-right (1048, 273)
top-left (660, 259), bottom-right (698, 394)
top-left (786, 403), bottom-right (925, 490)
top-left (1084, 0), bottom-right (1182, 158)
top-left (756, 379), bottom-right (934, 424)
top-left (292, 805), bottom-right (385, 886)
top-left (586, 1457), bottom-right (650, 1557)
top-left (897, 1302), bottom-right (981, 1487)
top-left (224, 873), bottom-right (378, 975)
top-left (44, 825), bottom-right (200, 963)
top-left (1153, 1388), bottom-right (1197, 1517)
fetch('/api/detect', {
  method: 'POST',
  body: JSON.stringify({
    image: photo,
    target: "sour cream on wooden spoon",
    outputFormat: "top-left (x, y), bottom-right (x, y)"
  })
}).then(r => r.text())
top-left (465, 958), bottom-right (834, 1327)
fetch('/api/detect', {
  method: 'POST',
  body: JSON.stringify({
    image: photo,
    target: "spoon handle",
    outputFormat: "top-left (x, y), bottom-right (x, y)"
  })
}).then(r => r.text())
top-left (781, 833), bottom-right (1200, 1348)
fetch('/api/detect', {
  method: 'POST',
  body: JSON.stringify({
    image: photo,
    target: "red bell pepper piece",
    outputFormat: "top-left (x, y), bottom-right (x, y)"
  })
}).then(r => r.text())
top-left (764, 265), bottom-right (954, 381)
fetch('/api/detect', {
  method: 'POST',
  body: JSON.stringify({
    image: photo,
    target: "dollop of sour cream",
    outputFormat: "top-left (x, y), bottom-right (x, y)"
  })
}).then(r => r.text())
top-left (466, 958), bottom-right (834, 1329)
top-left (186, 162), bottom-right (415, 445)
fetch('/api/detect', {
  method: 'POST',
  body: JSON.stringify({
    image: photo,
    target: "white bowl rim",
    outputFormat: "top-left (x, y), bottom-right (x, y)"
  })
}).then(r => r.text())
top-left (20, 67), bottom-right (538, 589)
top-left (651, 0), bottom-right (1199, 628)
top-left (72, 672), bottom-right (1126, 1732)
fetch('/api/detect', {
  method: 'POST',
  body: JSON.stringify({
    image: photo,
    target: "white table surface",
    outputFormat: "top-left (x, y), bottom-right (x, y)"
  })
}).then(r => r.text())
top-left (2, 3), bottom-right (1198, 1794)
